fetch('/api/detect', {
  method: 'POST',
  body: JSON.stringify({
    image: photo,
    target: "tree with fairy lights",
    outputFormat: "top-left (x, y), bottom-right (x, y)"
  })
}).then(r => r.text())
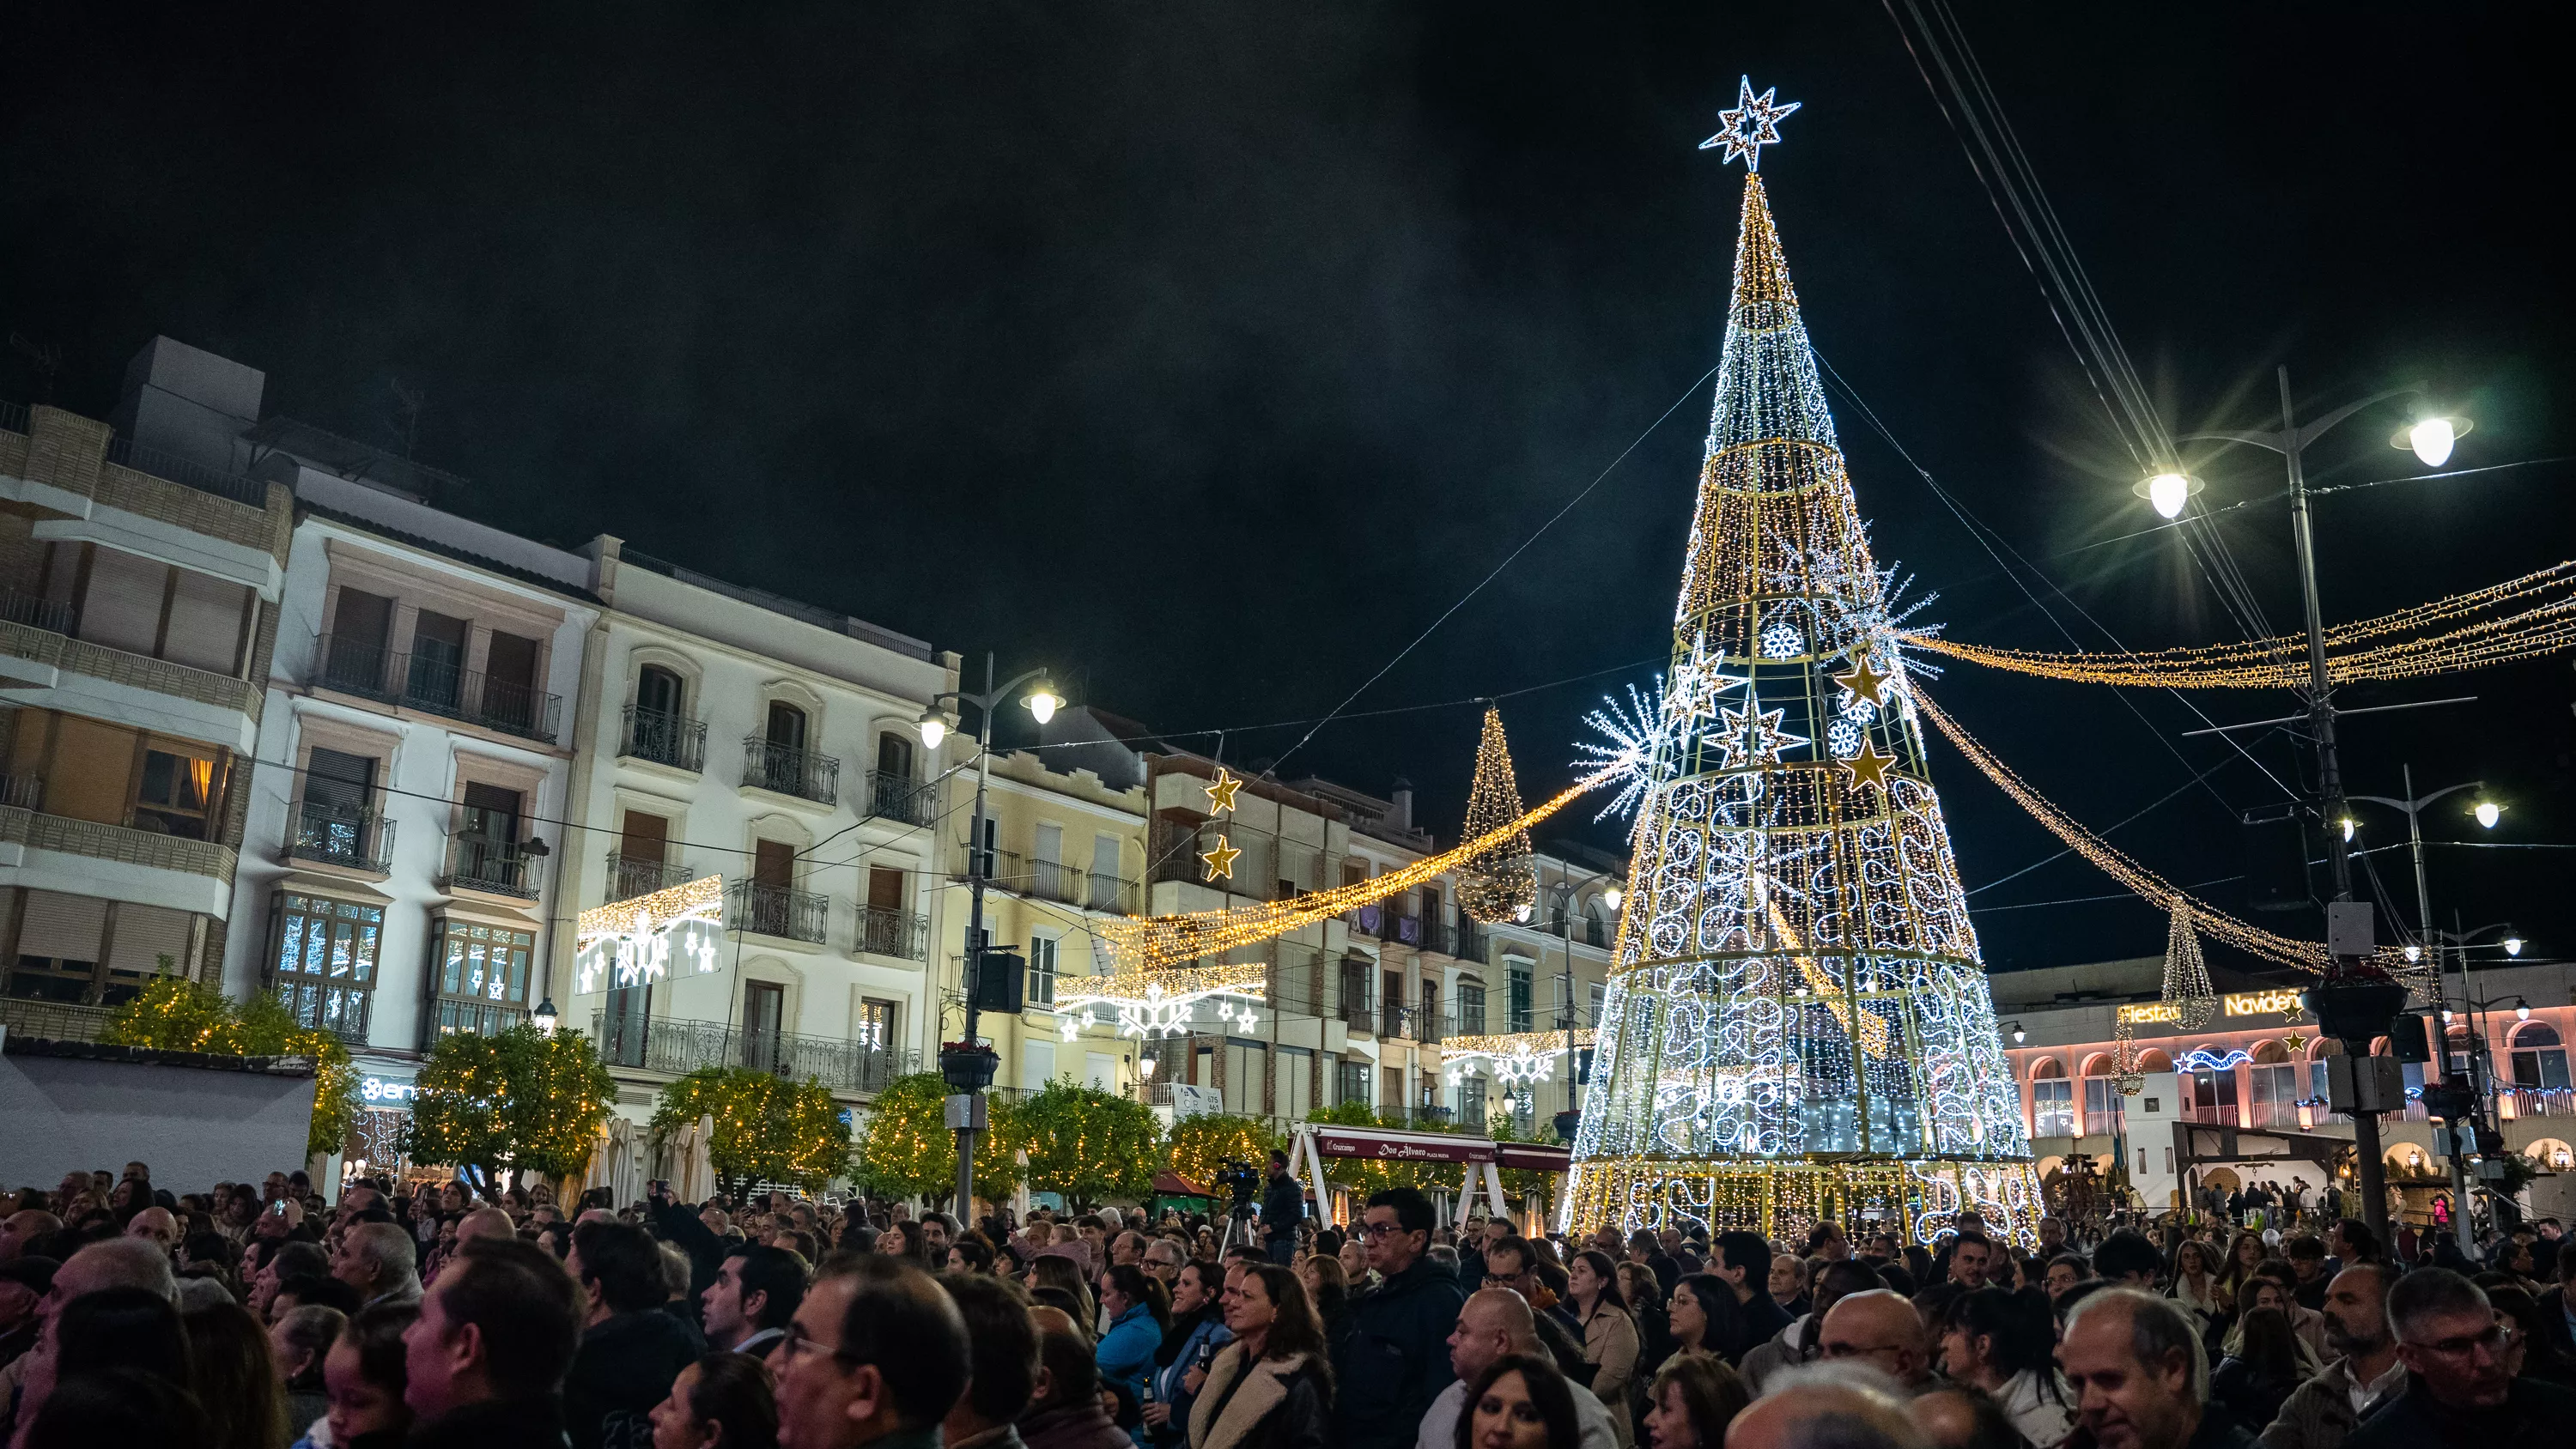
top-left (1565, 79), bottom-right (2038, 1246)
top-left (105, 973), bottom-right (358, 1159)
top-left (1456, 706), bottom-right (1538, 925)
top-left (1167, 1113), bottom-right (1283, 1192)
top-left (854, 1071), bottom-right (1023, 1207)
top-left (1017, 1080), bottom-right (1161, 1212)
top-left (405, 1024), bottom-right (616, 1193)
top-left (650, 1066), bottom-right (854, 1196)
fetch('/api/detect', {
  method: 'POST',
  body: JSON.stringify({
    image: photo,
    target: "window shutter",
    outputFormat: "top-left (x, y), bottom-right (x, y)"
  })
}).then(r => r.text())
top-left (107, 904), bottom-right (193, 977)
top-left (18, 891), bottom-right (109, 962)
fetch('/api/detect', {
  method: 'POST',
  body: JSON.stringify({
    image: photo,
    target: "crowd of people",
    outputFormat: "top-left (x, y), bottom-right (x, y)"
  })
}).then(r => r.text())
top-left (2, 1150), bottom-right (2571, 1449)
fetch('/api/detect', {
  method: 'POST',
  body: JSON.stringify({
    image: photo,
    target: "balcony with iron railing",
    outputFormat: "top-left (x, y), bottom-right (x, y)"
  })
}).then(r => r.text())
top-left (287, 801), bottom-right (396, 874)
top-left (440, 834), bottom-right (544, 899)
top-left (0, 585), bottom-right (74, 635)
top-left (857, 904), bottom-right (928, 961)
top-left (1, 775), bottom-right (240, 884)
top-left (729, 879), bottom-right (829, 943)
top-left (866, 770), bottom-right (935, 828)
top-left (743, 737), bottom-right (839, 804)
top-left (956, 844), bottom-right (1139, 914)
top-left (621, 705), bottom-right (706, 773)
top-left (313, 636), bottom-right (562, 743)
top-left (0, 997), bottom-right (117, 1043)
top-left (605, 852), bottom-right (692, 902)
top-left (593, 1011), bottom-right (914, 1095)
top-left (105, 433), bottom-right (270, 508)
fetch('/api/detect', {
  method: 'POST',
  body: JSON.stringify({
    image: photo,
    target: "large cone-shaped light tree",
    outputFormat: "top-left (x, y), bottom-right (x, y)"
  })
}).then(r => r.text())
top-left (1566, 98), bottom-right (2040, 1246)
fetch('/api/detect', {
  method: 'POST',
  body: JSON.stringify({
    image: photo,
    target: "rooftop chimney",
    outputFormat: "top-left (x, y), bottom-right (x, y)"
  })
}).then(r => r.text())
top-left (1390, 777), bottom-right (1414, 833)
top-left (110, 336), bottom-right (264, 476)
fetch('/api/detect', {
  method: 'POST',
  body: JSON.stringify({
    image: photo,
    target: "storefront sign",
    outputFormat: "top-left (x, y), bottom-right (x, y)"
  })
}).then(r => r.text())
top-left (359, 1075), bottom-right (421, 1104)
top-left (1311, 1130), bottom-right (1498, 1164)
top-left (576, 875), bottom-right (726, 991)
top-left (2116, 1002), bottom-right (2181, 1025)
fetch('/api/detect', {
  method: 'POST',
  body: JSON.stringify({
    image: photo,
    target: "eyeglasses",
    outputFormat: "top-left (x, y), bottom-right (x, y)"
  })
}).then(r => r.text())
top-left (1359, 1220), bottom-right (1407, 1239)
top-left (2414, 1324), bottom-right (2508, 1358)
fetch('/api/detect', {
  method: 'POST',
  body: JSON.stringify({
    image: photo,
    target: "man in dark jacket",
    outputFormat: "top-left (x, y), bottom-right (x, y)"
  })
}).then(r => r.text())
top-left (1334, 1187), bottom-right (1468, 1449)
top-left (2344, 1268), bottom-right (2576, 1449)
top-left (1260, 1151), bottom-right (1305, 1265)
top-left (563, 1221), bottom-right (703, 1449)
top-left (1020, 1307), bottom-right (1136, 1449)
top-left (1711, 1229), bottom-right (1791, 1365)
top-left (400, 1236), bottom-right (583, 1449)
top-left (647, 1183), bottom-right (727, 1309)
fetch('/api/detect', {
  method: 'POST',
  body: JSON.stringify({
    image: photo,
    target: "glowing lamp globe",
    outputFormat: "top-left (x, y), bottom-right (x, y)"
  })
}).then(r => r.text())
top-left (2517, 1000), bottom-right (2532, 1022)
top-left (916, 708), bottom-right (949, 750)
top-left (2474, 800), bottom-right (2502, 829)
top-left (1023, 676), bottom-right (1062, 724)
top-left (1603, 887), bottom-right (1624, 910)
top-left (2391, 415), bottom-right (2472, 468)
top-left (2504, 936), bottom-right (2524, 957)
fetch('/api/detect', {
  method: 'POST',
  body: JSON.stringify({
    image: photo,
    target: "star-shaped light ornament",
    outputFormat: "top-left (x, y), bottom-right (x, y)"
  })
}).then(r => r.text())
top-left (1698, 76), bottom-right (1801, 173)
top-left (1840, 739), bottom-right (1897, 793)
top-left (1204, 767), bottom-right (1242, 815)
top-left (1718, 701), bottom-right (1806, 770)
top-left (1832, 657), bottom-right (1892, 706)
top-left (1200, 835), bottom-right (1241, 881)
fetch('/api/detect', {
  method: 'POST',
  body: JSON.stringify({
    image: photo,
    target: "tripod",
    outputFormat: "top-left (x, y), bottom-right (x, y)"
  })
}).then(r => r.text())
top-left (1218, 1193), bottom-right (1261, 1256)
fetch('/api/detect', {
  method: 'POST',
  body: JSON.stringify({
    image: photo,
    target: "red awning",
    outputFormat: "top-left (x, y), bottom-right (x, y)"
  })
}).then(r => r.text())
top-left (1495, 1142), bottom-right (1572, 1173)
top-left (1296, 1125), bottom-right (1576, 1174)
top-left (1152, 1170), bottom-right (1213, 1197)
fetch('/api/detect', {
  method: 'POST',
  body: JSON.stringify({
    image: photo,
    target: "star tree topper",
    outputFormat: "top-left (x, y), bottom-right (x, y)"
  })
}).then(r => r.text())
top-left (1699, 76), bottom-right (1801, 172)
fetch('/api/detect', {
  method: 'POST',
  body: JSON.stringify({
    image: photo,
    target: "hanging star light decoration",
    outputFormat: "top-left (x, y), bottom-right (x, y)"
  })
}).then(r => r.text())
top-left (1840, 739), bottom-right (1897, 791)
top-left (1717, 699), bottom-right (1805, 770)
top-left (1698, 76), bottom-right (1801, 172)
top-left (1200, 836), bottom-right (1242, 881)
top-left (1832, 656), bottom-right (1892, 706)
top-left (1205, 767), bottom-right (1242, 815)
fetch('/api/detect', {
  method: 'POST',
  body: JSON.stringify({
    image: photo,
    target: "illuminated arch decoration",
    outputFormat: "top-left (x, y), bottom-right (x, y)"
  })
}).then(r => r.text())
top-left (575, 875), bottom-right (725, 992)
top-left (1443, 1028), bottom-right (1601, 1090)
top-left (1051, 962), bottom-right (1266, 1041)
top-left (1557, 130), bottom-right (2040, 1249)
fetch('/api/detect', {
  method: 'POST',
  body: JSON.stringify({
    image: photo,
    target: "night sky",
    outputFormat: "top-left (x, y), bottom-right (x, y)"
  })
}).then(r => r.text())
top-left (5, 3), bottom-right (2568, 977)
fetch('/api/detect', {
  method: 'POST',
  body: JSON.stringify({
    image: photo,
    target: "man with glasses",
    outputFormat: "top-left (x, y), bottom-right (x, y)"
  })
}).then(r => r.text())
top-left (1814, 1288), bottom-right (1936, 1394)
top-left (1475, 1236), bottom-right (1585, 1376)
top-left (2343, 1268), bottom-right (2573, 1449)
top-left (773, 1256), bottom-right (972, 1449)
top-left (1334, 1187), bottom-right (1468, 1449)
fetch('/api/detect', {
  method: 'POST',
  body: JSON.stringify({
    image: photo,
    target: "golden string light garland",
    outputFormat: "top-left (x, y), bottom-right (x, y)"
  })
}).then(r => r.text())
top-left (1095, 768), bottom-right (1618, 971)
top-left (1918, 559), bottom-right (2576, 688)
top-left (1911, 689), bottom-right (2411, 975)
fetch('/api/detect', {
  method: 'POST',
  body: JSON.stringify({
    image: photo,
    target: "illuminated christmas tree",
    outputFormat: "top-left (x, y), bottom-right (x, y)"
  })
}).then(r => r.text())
top-left (1457, 706), bottom-right (1539, 925)
top-left (1565, 82), bottom-right (2040, 1245)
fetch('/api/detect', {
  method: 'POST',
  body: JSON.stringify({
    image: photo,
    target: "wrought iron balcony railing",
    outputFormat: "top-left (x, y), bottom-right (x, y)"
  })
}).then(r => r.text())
top-left (729, 879), bottom-right (829, 943)
top-left (440, 834), bottom-right (543, 899)
top-left (856, 905), bottom-right (928, 961)
top-left (743, 737), bottom-right (838, 804)
top-left (313, 636), bottom-right (562, 742)
top-left (0, 585), bottom-right (72, 635)
top-left (593, 1012), bottom-right (914, 1094)
top-left (622, 705), bottom-right (706, 773)
top-left (288, 801), bottom-right (395, 873)
top-left (606, 852), bottom-right (692, 902)
top-left (866, 770), bottom-right (934, 827)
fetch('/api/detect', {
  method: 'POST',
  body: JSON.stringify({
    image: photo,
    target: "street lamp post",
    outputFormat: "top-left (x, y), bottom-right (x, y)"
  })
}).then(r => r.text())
top-left (918, 653), bottom-right (1062, 1216)
top-left (2348, 766), bottom-right (2500, 1255)
top-left (2174, 367), bottom-right (2468, 1248)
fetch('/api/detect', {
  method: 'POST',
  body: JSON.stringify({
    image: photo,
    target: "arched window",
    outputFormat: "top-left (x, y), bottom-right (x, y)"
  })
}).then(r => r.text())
top-left (2028, 1057), bottom-right (2075, 1137)
top-left (637, 665), bottom-right (683, 716)
top-left (2135, 1048), bottom-right (2174, 1073)
top-left (623, 664), bottom-right (701, 770)
top-left (2510, 1022), bottom-right (2570, 1091)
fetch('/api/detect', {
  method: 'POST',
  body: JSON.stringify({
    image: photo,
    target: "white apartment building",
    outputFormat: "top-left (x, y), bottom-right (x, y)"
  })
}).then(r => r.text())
top-left (557, 540), bottom-right (956, 1130)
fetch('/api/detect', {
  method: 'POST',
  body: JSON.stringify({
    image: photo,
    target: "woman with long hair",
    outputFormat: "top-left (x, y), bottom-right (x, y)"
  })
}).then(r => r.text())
top-left (2167, 1240), bottom-right (2227, 1326)
top-left (1029, 1253), bottom-right (1098, 1327)
top-left (1637, 1354), bottom-right (1747, 1449)
top-left (1100, 1264), bottom-right (1174, 1444)
top-left (1453, 1354), bottom-right (1582, 1449)
top-left (1294, 1252), bottom-right (1352, 1347)
top-left (2215, 1230), bottom-right (2268, 1307)
top-left (1566, 1251), bottom-right (1640, 1448)
top-left (647, 1350), bottom-right (779, 1449)
top-left (1614, 1264), bottom-right (1674, 1374)
top-left (1147, 1261), bottom-right (1234, 1449)
top-left (185, 1300), bottom-right (292, 1449)
top-left (1937, 1288), bottom-right (2075, 1449)
top-left (1660, 1275), bottom-right (1739, 1362)
top-left (1188, 1264), bottom-right (1331, 1449)
top-left (2210, 1307), bottom-right (2306, 1432)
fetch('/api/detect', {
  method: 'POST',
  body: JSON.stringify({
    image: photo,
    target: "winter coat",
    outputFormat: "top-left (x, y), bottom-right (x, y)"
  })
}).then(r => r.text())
top-left (1097, 1302), bottom-right (1164, 1445)
top-left (1023, 1397), bottom-right (1140, 1449)
top-left (1574, 1300), bottom-right (1641, 1449)
top-left (1329, 1257), bottom-right (1468, 1449)
top-left (562, 1308), bottom-right (706, 1449)
top-left (408, 1397), bottom-right (574, 1449)
top-left (1153, 1307), bottom-right (1235, 1445)
top-left (2252, 1355), bottom-right (2404, 1449)
top-left (1188, 1345), bottom-right (1330, 1449)
top-left (2341, 1373), bottom-right (2576, 1449)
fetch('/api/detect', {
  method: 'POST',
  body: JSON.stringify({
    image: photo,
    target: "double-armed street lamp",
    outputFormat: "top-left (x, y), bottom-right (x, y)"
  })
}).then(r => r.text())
top-left (916, 655), bottom-right (1064, 1215)
top-left (2136, 366), bottom-right (2475, 1245)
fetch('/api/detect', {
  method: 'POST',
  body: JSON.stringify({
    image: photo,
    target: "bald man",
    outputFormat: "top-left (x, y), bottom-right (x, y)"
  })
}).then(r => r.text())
top-left (1421, 1289), bottom-right (1619, 1449)
top-left (1816, 1289), bottom-right (1936, 1394)
top-left (1733, 1370), bottom-right (1929, 1449)
top-left (456, 1206), bottom-right (518, 1244)
top-left (2, 1210), bottom-right (62, 1262)
top-left (124, 1206), bottom-right (181, 1255)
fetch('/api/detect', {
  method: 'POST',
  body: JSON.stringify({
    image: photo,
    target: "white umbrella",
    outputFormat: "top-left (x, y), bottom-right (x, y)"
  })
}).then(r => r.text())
top-left (675, 1112), bottom-right (717, 1203)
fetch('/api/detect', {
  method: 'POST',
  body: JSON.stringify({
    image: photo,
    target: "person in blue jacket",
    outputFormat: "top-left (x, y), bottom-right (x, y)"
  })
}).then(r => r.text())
top-left (1144, 1259), bottom-right (1234, 1449)
top-left (1098, 1263), bottom-right (1174, 1447)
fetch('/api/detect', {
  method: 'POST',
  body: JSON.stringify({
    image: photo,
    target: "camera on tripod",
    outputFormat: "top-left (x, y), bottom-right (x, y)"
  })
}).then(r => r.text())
top-left (1212, 1156), bottom-right (1262, 1211)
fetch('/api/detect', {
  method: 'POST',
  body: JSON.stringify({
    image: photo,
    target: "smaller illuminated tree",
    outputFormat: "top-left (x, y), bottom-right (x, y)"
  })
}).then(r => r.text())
top-left (1455, 706), bottom-right (1537, 925)
top-left (1168, 1113), bottom-right (1282, 1191)
top-left (650, 1067), bottom-right (854, 1196)
top-left (1018, 1080), bottom-right (1161, 1212)
top-left (854, 1071), bottom-right (1022, 1208)
top-left (405, 1025), bottom-right (615, 1192)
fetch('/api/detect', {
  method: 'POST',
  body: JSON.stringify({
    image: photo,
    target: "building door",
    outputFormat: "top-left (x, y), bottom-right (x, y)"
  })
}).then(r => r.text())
top-left (326, 589), bottom-right (393, 692)
top-left (303, 748), bottom-right (375, 865)
top-left (409, 612), bottom-right (468, 709)
top-left (749, 840), bottom-right (794, 937)
top-left (616, 810), bottom-right (669, 900)
top-left (876, 732), bottom-right (913, 779)
top-left (743, 981), bottom-right (786, 1073)
top-left (458, 783), bottom-right (522, 888)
